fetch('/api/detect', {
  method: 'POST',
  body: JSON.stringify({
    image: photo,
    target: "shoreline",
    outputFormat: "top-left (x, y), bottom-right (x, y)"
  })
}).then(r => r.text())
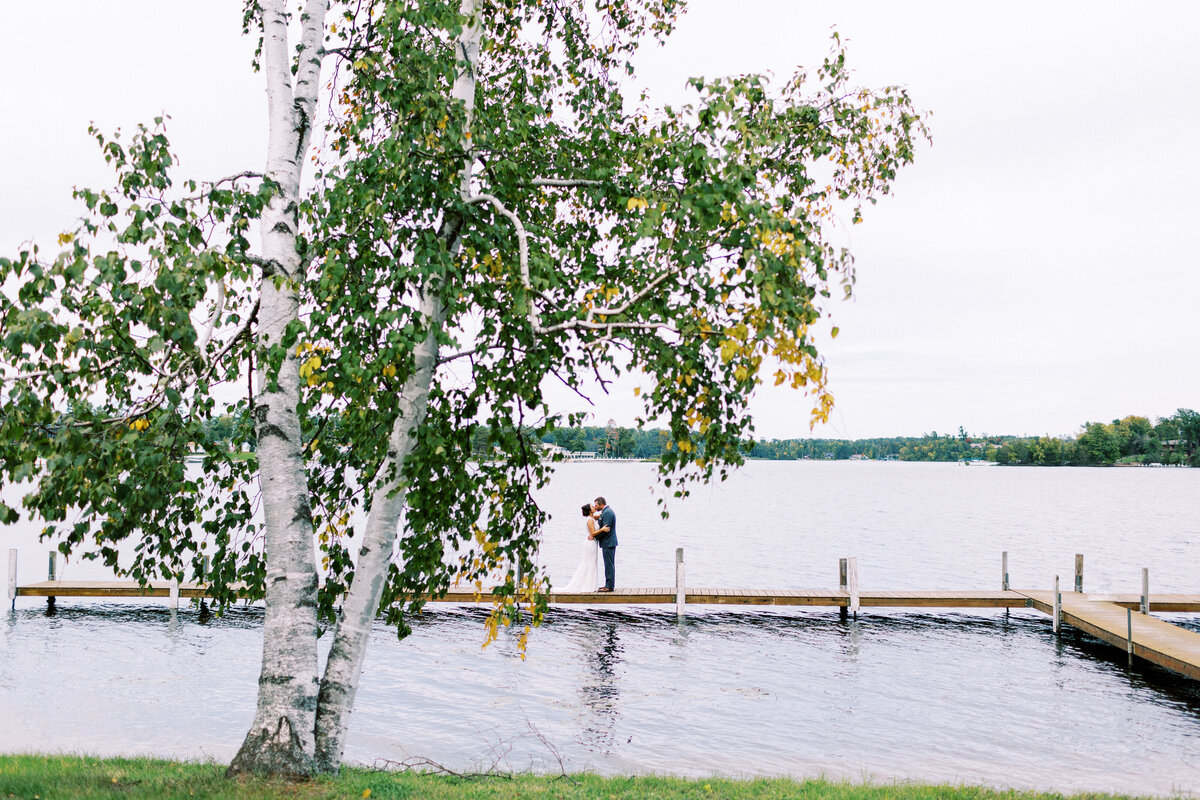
top-left (0, 754), bottom-right (1174, 800)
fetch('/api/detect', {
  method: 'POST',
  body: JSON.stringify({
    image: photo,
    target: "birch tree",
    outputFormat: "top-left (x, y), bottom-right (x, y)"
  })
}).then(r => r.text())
top-left (0, 0), bottom-right (926, 778)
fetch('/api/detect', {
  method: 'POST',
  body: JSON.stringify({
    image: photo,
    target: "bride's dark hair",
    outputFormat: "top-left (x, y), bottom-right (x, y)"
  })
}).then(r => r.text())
top-left (581, 503), bottom-right (592, 517)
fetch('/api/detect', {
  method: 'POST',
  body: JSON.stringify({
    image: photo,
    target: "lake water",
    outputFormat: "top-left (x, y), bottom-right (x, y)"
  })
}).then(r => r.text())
top-left (2, 461), bottom-right (1199, 795)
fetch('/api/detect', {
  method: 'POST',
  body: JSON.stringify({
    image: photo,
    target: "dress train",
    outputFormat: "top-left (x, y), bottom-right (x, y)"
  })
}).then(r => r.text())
top-left (560, 536), bottom-right (600, 592)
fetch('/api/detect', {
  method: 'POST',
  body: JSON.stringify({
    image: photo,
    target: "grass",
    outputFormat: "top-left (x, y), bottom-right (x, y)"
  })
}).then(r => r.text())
top-left (0, 754), bottom-right (1165, 800)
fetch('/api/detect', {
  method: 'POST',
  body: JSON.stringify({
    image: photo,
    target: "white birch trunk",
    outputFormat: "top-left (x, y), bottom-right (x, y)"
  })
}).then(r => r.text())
top-left (228, 0), bottom-right (329, 778)
top-left (312, 292), bottom-right (446, 772)
top-left (311, 0), bottom-right (480, 772)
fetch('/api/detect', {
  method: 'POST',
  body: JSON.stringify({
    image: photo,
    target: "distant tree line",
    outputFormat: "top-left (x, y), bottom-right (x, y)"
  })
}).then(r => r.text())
top-left (197, 408), bottom-right (1199, 467)
top-left (991, 410), bottom-right (1199, 466)
top-left (541, 419), bottom-right (670, 459)
top-left (749, 411), bottom-right (1199, 467)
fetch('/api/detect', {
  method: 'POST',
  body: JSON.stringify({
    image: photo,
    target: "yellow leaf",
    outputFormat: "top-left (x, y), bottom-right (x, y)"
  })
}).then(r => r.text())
top-left (362, 790), bottom-right (371, 799)
top-left (382, 364), bottom-right (397, 378)
top-left (299, 354), bottom-right (321, 379)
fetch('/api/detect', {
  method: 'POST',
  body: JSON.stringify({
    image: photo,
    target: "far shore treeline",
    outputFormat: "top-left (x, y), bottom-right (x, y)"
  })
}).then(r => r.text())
top-left (197, 408), bottom-right (1200, 467)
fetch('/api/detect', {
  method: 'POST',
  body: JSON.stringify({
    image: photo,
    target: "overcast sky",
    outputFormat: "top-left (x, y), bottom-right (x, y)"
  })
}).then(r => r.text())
top-left (2, 1), bottom-right (1197, 440)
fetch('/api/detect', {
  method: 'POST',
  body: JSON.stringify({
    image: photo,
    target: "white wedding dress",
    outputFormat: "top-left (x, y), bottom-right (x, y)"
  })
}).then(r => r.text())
top-left (560, 523), bottom-right (600, 592)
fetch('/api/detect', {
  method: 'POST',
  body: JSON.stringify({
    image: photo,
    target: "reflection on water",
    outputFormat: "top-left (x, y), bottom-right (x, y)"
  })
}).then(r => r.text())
top-left (837, 617), bottom-right (864, 664)
top-left (577, 620), bottom-right (622, 751)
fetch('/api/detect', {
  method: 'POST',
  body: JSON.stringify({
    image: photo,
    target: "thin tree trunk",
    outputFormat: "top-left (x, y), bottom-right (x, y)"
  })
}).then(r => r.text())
top-left (312, 0), bottom-right (480, 773)
top-left (228, 0), bottom-right (329, 779)
top-left (311, 291), bottom-right (446, 773)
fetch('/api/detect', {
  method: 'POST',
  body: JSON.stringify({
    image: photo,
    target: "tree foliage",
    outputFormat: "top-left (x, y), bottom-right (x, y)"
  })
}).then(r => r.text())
top-left (0, 121), bottom-right (268, 603)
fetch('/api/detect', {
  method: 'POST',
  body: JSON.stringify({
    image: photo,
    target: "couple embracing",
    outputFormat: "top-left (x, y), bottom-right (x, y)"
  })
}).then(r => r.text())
top-left (560, 497), bottom-right (617, 593)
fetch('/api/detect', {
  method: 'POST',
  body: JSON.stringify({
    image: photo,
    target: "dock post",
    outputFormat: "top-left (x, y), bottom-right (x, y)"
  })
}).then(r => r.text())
top-left (1001, 551), bottom-right (1009, 591)
top-left (46, 551), bottom-right (56, 612)
top-left (675, 548), bottom-right (685, 619)
top-left (6, 549), bottom-right (15, 610)
top-left (169, 577), bottom-right (180, 610)
top-left (1074, 554), bottom-right (1083, 593)
top-left (847, 557), bottom-right (859, 620)
top-left (199, 556), bottom-right (211, 617)
top-left (1126, 607), bottom-right (1134, 667)
top-left (1141, 568), bottom-right (1149, 615)
top-left (839, 558), bottom-right (848, 620)
top-left (1053, 575), bottom-right (1061, 635)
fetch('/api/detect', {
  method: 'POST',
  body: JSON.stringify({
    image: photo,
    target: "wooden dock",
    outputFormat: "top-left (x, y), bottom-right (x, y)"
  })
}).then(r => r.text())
top-left (1017, 590), bottom-right (1200, 680)
top-left (14, 580), bottom-right (220, 600)
top-left (17, 582), bottom-right (1200, 612)
top-left (9, 548), bottom-right (1200, 682)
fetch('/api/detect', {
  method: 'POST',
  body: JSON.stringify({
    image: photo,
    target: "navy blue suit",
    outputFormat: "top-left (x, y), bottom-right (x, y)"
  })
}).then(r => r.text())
top-left (595, 506), bottom-right (617, 589)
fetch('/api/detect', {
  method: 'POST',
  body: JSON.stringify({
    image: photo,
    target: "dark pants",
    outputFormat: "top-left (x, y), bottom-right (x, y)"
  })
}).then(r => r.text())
top-left (601, 547), bottom-right (616, 590)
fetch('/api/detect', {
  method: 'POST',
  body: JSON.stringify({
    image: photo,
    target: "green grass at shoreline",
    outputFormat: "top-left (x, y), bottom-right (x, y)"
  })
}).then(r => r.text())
top-left (0, 755), bottom-right (1168, 800)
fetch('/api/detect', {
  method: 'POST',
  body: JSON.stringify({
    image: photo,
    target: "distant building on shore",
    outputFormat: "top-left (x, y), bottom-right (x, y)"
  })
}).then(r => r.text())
top-left (541, 443), bottom-right (597, 460)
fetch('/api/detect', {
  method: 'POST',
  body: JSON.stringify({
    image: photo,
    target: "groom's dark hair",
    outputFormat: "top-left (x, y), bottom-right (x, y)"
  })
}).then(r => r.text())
top-left (594, 496), bottom-right (607, 506)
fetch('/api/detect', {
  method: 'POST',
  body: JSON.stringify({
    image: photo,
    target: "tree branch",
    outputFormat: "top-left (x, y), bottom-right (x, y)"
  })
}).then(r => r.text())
top-left (531, 178), bottom-right (604, 188)
top-left (196, 280), bottom-right (228, 356)
top-left (537, 319), bottom-right (675, 335)
top-left (587, 264), bottom-right (683, 318)
top-left (0, 358), bottom-right (119, 384)
top-left (464, 192), bottom-right (679, 338)
top-left (211, 170), bottom-right (264, 187)
top-left (206, 297), bottom-right (260, 371)
top-left (464, 191), bottom-right (535, 322)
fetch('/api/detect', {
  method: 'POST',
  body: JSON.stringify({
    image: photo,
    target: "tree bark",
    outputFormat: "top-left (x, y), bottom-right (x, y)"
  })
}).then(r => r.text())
top-left (311, 0), bottom-right (480, 773)
top-left (228, 0), bottom-right (329, 779)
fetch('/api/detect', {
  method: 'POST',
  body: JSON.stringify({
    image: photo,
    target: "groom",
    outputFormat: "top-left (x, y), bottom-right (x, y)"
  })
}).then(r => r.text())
top-left (592, 496), bottom-right (617, 592)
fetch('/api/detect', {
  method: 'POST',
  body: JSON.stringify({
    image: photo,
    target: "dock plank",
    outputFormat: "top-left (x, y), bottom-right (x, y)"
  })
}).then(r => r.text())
top-left (1081, 593), bottom-right (1200, 613)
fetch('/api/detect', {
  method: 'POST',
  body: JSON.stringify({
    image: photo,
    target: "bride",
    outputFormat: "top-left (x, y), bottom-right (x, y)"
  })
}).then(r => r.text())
top-left (559, 503), bottom-right (600, 592)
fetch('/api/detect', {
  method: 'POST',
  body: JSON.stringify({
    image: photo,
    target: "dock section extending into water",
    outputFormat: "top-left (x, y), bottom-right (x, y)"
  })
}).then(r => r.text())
top-left (1018, 589), bottom-right (1200, 680)
top-left (8, 548), bottom-right (1200, 681)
